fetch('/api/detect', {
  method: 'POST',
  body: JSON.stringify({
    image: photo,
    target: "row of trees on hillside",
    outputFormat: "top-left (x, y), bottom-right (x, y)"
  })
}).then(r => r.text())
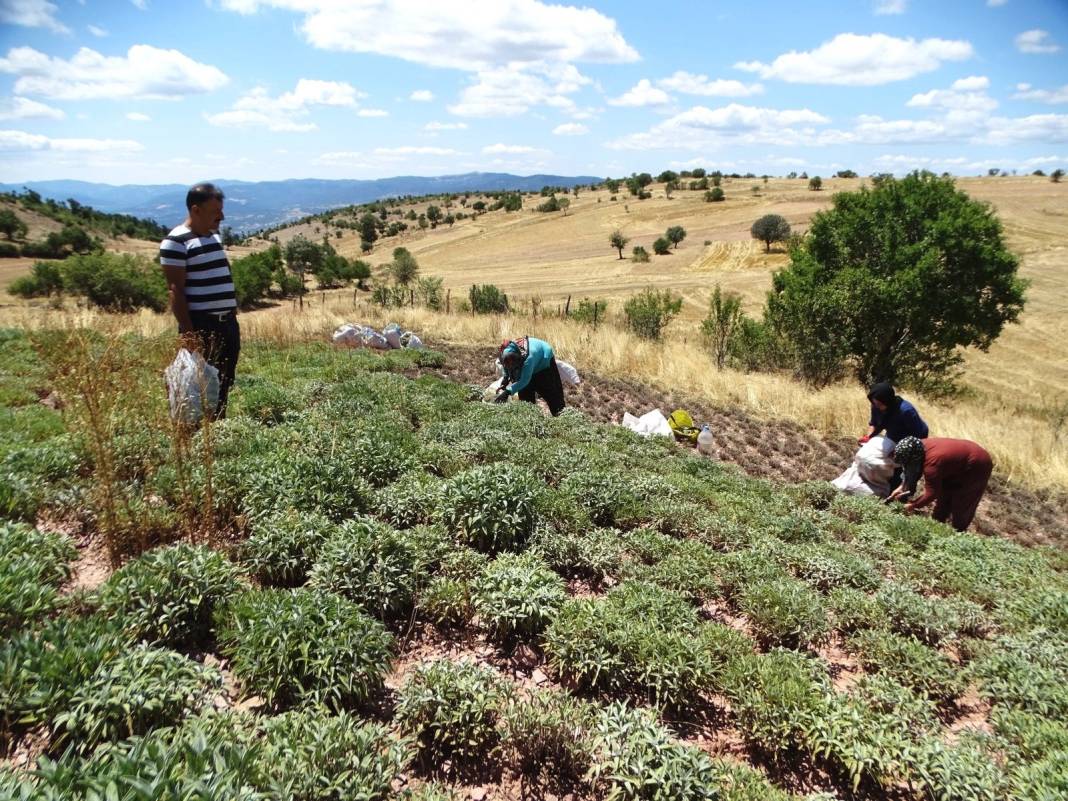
top-left (1, 190), bottom-right (167, 241)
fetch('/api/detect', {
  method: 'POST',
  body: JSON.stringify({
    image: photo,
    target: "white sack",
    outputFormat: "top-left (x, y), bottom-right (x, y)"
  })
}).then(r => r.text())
top-left (400, 331), bottom-right (424, 350)
top-left (830, 465), bottom-right (878, 497)
top-left (856, 436), bottom-right (896, 496)
top-left (556, 359), bottom-right (581, 387)
top-left (621, 409), bottom-right (673, 439)
top-left (483, 378), bottom-right (505, 402)
top-left (165, 348), bottom-right (220, 426)
top-left (362, 329), bottom-right (390, 350)
top-left (383, 323), bottom-right (403, 349)
top-left (332, 324), bottom-right (361, 347)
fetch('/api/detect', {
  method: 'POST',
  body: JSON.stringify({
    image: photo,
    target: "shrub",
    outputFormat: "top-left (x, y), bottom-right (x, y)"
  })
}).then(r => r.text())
top-left (572, 297), bottom-right (608, 324)
top-left (309, 517), bottom-right (435, 619)
top-left (7, 260), bottom-right (63, 298)
top-left (846, 629), bottom-right (963, 702)
top-left (0, 522), bottom-right (77, 632)
top-left (558, 469), bottom-right (636, 527)
top-left (587, 702), bottom-right (717, 801)
top-left (96, 543), bottom-right (245, 647)
top-left (61, 252), bottom-right (168, 311)
top-left (256, 709), bottom-right (410, 800)
top-left (438, 463), bottom-right (542, 553)
top-left (0, 615), bottom-right (130, 738)
top-left (652, 237), bottom-right (671, 255)
top-left (623, 287), bottom-right (683, 340)
top-left (872, 582), bottom-right (957, 645)
top-left (374, 471), bottom-right (444, 528)
top-left (473, 552), bottom-right (566, 639)
top-left (502, 691), bottom-right (596, 781)
top-left (701, 285), bottom-right (743, 369)
top-left (544, 581), bottom-right (712, 708)
top-left (992, 707), bottom-right (1068, 761)
top-left (216, 588), bottom-right (393, 710)
top-left (531, 526), bottom-right (626, 583)
top-left (468, 283), bottom-right (509, 314)
top-left (969, 631), bottom-right (1068, 716)
top-left (722, 649), bottom-right (830, 758)
top-left (421, 546), bottom-right (487, 626)
top-left (630, 245), bottom-right (650, 263)
top-left (705, 187), bottom-right (725, 202)
top-left (53, 645), bottom-right (220, 752)
top-left (395, 659), bottom-right (512, 766)
top-left (785, 544), bottom-right (881, 593)
top-left (917, 734), bottom-right (1006, 801)
top-left (230, 248), bottom-right (277, 307)
top-left (241, 510), bottom-right (337, 587)
top-left (0, 241), bottom-right (18, 257)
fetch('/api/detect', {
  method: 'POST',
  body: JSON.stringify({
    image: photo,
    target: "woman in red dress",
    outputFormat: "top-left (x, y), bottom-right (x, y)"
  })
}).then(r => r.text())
top-left (887, 436), bottom-right (993, 532)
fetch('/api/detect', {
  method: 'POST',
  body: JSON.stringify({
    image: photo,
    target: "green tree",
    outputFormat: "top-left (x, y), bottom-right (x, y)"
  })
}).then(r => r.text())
top-left (572, 297), bottom-right (607, 326)
top-left (390, 247), bottom-right (419, 286)
top-left (557, 197), bottom-right (570, 215)
top-left (605, 178), bottom-right (620, 194)
top-left (502, 193), bottom-right (523, 212)
top-left (705, 187), bottom-right (725, 202)
top-left (284, 235), bottom-right (321, 307)
top-left (230, 246), bottom-right (280, 307)
top-left (652, 237), bottom-right (671, 255)
top-left (358, 213), bottom-right (378, 244)
top-left (415, 275), bottom-right (444, 309)
top-left (623, 288), bottom-right (683, 340)
top-left (472, 200), bottom-right (487, 214)
top-left (808, 176), bottom-right (823, 191)
top-left (765, 171), bottom-right (1027, 389)
top-left (0, 209), bottom-right (27, 241)
top-left (346, 258), bottom-right (372, 289)
top-left (1052, 169), bottom-right (1064, 183)
top-left (700, 285), bottom-right (743, 368)
top-left (750, 214), bottom-right (792, 253)
top-left (469, 284), bottom-right (509, 314)
top-left (656, 170), bottom-right (678, 184)
top-left (609, 229), bottom-right (629, 259)
top-left (426, 205), bottom-right (442, 226)
top-left (665, 226), bottom-right (687, 249)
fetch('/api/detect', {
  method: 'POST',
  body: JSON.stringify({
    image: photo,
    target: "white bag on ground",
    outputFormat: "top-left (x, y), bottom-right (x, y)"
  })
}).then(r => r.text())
top-left (332, 324), bottom-right (361, 347)
top-left (621, 409), bottom-right (673, 438)
top-left (400, 331), bottom-right (424, 350)
top-left (383, 323), bottom-right (403, 349)
top-left (831, 436), bottom-right (897, 497)
top-left (362, 328), bottom-right (390, 350)
top-left (556, 359), bottom-right (581, 387)
top-left (483, 377), bottom-right (505, 402)
top-left (831, 465), bottom-right (878, 496)
top-left (165, 348), bottom-right (219, 425)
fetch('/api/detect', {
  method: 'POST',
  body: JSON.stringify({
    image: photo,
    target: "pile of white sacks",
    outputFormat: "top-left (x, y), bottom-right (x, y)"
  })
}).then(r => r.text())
top-left (332, 322), bottom-right (424, 351)
top-left (831, 435), bottom-right (897, 497)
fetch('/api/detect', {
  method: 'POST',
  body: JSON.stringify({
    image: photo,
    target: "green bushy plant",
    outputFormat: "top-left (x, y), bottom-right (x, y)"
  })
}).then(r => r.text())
top-left (969, 630), bottom-right (1068, 716)
top-left (846, 629), bottom-right (963, 702)
top-left (871, 582), bottom-right (958, 645)
top-left (241, 510), bottom-right (336, 587)
top-left (587, 702), bottom-right (717, 801)
top-left (255, 709), bottom-right (410, 800)
top-left (502, 691), bottom-right (596, 781)
top-left (785, 543), bottom-right (881, 593)
top-left (395, 659), bottom-right (512, 766)
top-left (468, 283), bottom-right (509, 314)
top-left (473, 552), bottom-right (567, 639)
top-left (992, 707), bottom-right (1068, 761)
top-left (309, 517), bottom-right (435, 619)
top-left (545, 582), bottom-right (712, 708)
top-left (558, 469), bottom-right (636, 527)
top-left (623, 287), bottom-right (683, 340)
top-left (0, 522), bottom-right (77, 631)
top-left (374, 471), bottom-right (444, 528)
top-left (530, 526), bottom-right (626, 584)
top-left (828, 586), bottom-right (879, 634)
top-left (0, 615), bottom-right (129, 741)
top-left (996, 586), bottom-right (1068, 634)
top-left (738, 577), bottom-right (830, 649)
top-left (420, 547), bottom-right (488, 627)
top-left (916, 734), bottom-right (1006, 801)
top-left (231, 376), bottom-right (304, 425)
top-left (53, 645), bottom-right (220, 752)
top-left (216, 588), bottom-right (393, 710)
top-left (438, 463), bottom-right (542, 553)
top-left (96, 543), bottom-right (245, 647)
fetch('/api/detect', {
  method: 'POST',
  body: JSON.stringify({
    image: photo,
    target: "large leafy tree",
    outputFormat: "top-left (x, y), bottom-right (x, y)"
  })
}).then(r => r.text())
top-left (750, 214), bottom-right (791, 253)
top-left (765, 171), bottom-right (1027, 390)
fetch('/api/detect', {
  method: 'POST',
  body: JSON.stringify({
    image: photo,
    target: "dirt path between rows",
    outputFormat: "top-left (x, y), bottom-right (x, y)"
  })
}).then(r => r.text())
top-left (414, 344), bottom-right (1067, 551)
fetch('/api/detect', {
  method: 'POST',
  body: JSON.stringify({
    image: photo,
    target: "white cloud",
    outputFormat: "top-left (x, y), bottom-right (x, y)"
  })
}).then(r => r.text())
top-left (0, 128), bottom-right (142, 152)
top-left (373, 146), bottom-right (461, 157)
top-left (874, 0), bottom-right (907, 15)
top-left (1015, 29), bottom-right (1060, 54)
top-left (0, 45), bottom-right (229, 100)
top-left (907, 80), bottom-right (997, 113)
top-left (409, 89), bottom-right (434, 102)
top-left (87, 24), bottom-right (107, 37)
top-left (982, 114), bottom-right (1068, 145)
top-left (482, 143), bottom-right (539, 154)
top-left (357, 108), bottom-right (388, 117)
top-left (1013, 84), bottom-right (1068, 104)
top-left (735, 33), bottom-right (973, 86)
top-left (951, 75), bottom-right (989, 91)
top-left (552, 122), bottom-right (588, 135)
top-left (0, 0), bottom-right (68, 33)
top-left (608, 78), bottom-right (670, 107)
top-left (205, 79), bottom-right (364, 132)
top-left (448, 63), bottom-right (590, 117)
top-left (0, 95), bottom-right (64, 120)
top-left (607, 103), bottom-right (831, 150)
top-left (130, 0), bottom-right (147, 8)
top-left (657, 71), bottom-right (763, 97)
top-left (125, 111), bottom-right (150, 122)
top-left (424, 121), bottom-right (467, 131)
top-left (218, 0), bottom-right (638, 72)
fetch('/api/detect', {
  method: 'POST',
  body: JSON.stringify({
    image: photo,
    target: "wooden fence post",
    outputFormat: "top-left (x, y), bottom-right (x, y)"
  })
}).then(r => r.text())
top-left (564, 295), bottom-right (571, 316)
top-left (446, 288), bottom-right (451, 314)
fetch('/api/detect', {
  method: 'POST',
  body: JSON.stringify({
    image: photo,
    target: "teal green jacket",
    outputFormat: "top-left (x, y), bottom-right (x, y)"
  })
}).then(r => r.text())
top-left (504, 337), bottom-right (553, 395)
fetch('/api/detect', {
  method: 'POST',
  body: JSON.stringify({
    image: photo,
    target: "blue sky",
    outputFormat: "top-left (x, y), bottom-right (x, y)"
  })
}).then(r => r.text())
top-left (0, 0), bottom-right (1066, 184)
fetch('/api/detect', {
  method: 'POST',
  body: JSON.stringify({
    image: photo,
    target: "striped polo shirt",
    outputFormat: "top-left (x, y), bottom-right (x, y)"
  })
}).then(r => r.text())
top-left (159, 225), bottom-right (237, 312)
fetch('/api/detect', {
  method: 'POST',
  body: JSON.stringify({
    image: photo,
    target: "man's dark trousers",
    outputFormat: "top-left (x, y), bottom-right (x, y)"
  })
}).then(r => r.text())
top-left (189, 309), bottom-right (240, 419)
top-left (517, 356), bottom-right (566, 416)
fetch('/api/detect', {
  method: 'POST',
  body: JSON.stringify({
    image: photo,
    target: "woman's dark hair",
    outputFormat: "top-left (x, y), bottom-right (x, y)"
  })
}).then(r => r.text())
top-left (186, 183), bottom-right (224, 210)
top-left (867, 382), bottom-right (899, 409)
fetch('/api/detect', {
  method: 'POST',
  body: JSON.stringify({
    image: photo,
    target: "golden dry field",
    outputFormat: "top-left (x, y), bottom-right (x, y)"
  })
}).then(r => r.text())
top-left (2, 175), bottom-right (1066, 493)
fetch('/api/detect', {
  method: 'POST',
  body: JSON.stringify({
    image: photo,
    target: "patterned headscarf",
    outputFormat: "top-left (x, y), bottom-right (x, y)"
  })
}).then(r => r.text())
top-left (893, 436), bottom-right (926, 493)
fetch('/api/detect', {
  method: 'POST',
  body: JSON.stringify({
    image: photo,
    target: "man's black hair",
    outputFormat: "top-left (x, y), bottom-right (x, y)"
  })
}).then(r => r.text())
top-left (186, 183), bottom-right (224, 210)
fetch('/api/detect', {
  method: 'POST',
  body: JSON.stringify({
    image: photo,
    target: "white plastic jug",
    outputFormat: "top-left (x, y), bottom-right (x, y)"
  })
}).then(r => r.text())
top-left (697, 424), bottom-right (715, 455)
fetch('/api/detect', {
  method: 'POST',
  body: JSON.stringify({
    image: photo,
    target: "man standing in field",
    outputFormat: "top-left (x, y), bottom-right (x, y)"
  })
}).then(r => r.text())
top-left (159, 183), bottom-right (239, 418)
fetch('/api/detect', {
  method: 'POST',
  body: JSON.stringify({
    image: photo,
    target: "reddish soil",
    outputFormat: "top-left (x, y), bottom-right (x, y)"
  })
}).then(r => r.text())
top-left (412, 344), bottom-right (1068, 551)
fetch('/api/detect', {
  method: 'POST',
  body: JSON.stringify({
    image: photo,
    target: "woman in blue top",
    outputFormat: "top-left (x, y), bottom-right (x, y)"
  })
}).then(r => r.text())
top-left (859, 382), bottom-right (929, 445)
top-left (495, 336), bottom-right (566, 416)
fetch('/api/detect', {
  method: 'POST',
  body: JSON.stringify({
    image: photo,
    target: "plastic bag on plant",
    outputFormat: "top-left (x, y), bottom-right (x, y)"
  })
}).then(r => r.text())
top-left (165, 348), bottom-right (220, 425)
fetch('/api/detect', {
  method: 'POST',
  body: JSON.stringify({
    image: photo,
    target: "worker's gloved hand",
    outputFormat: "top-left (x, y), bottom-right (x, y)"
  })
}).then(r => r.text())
top-left (493, 390), bottom-right (509, 404)
top-left (857, 434), bottom-right (871, 445)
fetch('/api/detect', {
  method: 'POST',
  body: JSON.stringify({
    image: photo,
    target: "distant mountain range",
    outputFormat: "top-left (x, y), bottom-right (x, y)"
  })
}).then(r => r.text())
top-left (0, 173), bottom-right (602, 233)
